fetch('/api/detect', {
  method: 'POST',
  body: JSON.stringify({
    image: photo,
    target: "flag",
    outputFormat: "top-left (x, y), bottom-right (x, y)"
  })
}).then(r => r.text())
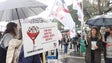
top-left (48, 0), bottom-right (76, 38)
top-left (73, 0), bottom-right (84, 22)
top-left (49, 0), bottom-right (75, 29)
top-left (70, 28), bottom-right (76, 38)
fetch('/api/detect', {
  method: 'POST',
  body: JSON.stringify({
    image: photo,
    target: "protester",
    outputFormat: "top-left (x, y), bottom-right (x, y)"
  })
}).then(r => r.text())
top-left (72, 36), bottom-right (78, 52)
top-left (85, 26), bottom-right (103, 63)
top-left (104, 27), bottom-right (111, 41)
top-left (0, 31), bottom-right (2, 40)
top-left (6, 39), bottom-right (22, 63)
top-left (18, 46), bottom-right (41, 63)
top-left (105, 27), bottom-right (112, 63)
top-left (72, 33), bottom-right (80, 52)
top-left (69, 38), bottom-right (73, 49)
top-left (76, 33), bottom-right (81, 52)
top-left (58, 39), bottom-right (62, 49)
top-left (63, 34), bottom-right (70, 56)
top-left (0, 22), bottom-right (18, 63)
top-left (102, 26), bottom-right (111, 63)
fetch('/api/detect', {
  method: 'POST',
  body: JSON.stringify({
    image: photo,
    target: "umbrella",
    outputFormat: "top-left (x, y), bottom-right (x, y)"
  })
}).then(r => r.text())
top-left (0, 0), bottom-right (47, 39)
top-left (86, 14), bottom-right (112, 27)
top-left (0, 0), bottom-right (47, 21)
top-left (61, 29), bottom-right (69, 33)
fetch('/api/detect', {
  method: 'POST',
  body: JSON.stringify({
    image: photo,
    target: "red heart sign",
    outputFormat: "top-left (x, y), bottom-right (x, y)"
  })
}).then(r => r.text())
top-left (27, 26), bottom-right (39, 44)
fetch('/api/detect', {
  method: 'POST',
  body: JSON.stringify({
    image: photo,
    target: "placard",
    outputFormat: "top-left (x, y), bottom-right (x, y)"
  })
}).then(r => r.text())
top-left (22, 23), bottom-right (58, 57)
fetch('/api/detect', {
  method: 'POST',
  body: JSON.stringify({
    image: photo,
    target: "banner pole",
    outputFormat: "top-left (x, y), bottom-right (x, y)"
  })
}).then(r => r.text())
top-left (42, 52), bottom-right (46, 63)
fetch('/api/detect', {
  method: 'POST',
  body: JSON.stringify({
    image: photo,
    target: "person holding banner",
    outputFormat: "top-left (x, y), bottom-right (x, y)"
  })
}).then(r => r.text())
top-left (18, 46), bottom-right (41, 63)
top-left (85, 27), bottom-right (103, 63)
top-left (0, 22), bottom-right (18, 63)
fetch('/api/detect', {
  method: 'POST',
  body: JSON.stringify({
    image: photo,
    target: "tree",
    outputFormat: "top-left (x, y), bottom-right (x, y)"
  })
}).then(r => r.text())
top-left (68, 5), bottom-right (81, 27)
top-left (83, 0), bottom-right (112, 20)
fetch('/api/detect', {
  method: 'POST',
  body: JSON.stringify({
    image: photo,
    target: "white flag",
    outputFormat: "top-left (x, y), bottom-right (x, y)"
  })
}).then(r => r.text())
top-left (49, 0), bottom-right (75, 29)
top-left (70, 28), bottom-right (76, 38)
top-left (73, 0), bottom-right (84, 22)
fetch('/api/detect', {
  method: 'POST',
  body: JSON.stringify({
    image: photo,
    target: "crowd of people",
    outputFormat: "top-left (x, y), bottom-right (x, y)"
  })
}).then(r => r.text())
top-left (0, 22), bottom-right (112, 63)
top-left (59, 26), bottom-right (112, 63)
top-left (85, 26), bottom-right (112, 63)
top-left (59, 32), bottom-right (81, 56)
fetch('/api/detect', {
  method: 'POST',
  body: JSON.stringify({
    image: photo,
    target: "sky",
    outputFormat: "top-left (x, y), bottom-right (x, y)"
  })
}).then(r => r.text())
top-left (0, 0), bottom-right (73, 31)
top-left (0, 22), bottom-right (8, 31)
top-left (38, 0), bottom-right (73, 6)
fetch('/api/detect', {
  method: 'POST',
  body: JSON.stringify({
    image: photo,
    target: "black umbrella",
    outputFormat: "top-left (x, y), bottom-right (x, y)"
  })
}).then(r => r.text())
top-left (86, 14), bottom-right (112, 27)
top-left (61, 29), bottom-right (69, 33)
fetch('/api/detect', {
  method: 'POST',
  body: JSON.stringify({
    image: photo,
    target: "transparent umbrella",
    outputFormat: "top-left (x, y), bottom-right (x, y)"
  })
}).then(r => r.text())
top-left (0, 0), bottom-right (47, 39)
top-left (0, 0), bottom-right (47, 21)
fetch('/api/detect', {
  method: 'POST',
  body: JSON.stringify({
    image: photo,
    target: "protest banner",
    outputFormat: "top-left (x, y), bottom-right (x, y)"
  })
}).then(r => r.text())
top-left (22, 23), bottom-right (58, 57)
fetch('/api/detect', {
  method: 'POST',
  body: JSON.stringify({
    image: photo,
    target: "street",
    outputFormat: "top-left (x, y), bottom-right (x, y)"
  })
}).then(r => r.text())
top-left (58, 46), bottom-right (104, 63)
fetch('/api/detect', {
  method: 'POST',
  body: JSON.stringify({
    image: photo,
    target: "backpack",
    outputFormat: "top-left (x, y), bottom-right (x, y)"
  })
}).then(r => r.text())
top-left (0, 35), bottom-right (7, 63)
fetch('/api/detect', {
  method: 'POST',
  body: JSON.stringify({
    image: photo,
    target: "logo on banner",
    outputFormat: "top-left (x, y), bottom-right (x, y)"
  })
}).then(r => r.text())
top-left (27, 26), bottom-right (40, 50)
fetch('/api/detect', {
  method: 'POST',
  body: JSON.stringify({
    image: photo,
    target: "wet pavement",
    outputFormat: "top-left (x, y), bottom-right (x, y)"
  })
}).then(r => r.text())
top-left (61, 57), bottom-right (84, 63)
top-left (58, 47), bottom-right (85, 63)
top-left (58, 46), bottom-right (104, 63)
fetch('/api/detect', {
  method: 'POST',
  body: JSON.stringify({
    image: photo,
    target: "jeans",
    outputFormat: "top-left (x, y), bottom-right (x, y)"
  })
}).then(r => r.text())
top-left (64, 44), bottom-right (68, 54)
top-left (105, 58), bottom-right (112, 63)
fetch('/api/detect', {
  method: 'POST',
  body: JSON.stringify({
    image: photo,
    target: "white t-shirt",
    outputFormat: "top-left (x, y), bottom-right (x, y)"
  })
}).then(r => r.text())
top-left (91, 41), bottom-right (97, 50)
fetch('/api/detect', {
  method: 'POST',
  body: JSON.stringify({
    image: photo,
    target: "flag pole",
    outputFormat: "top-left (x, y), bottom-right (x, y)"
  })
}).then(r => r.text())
top-left (42, 52), bottom-right (46, 63)
top-left (81, 0), bottom-right (84, 39)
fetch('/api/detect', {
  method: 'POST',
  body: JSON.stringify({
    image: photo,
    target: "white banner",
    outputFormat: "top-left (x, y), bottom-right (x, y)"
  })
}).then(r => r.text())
top-left (22, 23), bottom-right (59, 57)
top-left (73, 0), bottom-right (84, 22)
top-left (50, 0), bottom-right (75, 29)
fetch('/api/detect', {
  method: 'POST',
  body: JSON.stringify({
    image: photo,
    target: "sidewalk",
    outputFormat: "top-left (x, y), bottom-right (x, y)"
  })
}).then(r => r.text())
top-left (58, 47), bottom-right (85, 63)
top-left (58, 46), bottom-right (104, 63)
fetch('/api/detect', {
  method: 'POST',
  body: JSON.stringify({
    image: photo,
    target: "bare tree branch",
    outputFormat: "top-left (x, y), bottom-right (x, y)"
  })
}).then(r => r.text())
top-left (103, 7), bottom-right (112, 13)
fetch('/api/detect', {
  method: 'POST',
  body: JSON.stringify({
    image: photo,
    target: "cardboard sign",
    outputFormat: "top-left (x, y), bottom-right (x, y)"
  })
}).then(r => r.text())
top-left (22, 23), bottom-right (58, 57)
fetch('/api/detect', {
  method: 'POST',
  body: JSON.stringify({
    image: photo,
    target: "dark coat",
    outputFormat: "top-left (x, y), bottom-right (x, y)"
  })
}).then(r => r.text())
top-left (85, 37), bottom-right (103, 63)
top-left (18, 46), bottom-right (41, 63)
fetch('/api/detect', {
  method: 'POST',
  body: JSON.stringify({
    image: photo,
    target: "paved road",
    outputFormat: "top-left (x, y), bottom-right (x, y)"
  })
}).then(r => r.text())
top-left (58, 47), bottom-right (104, 63)
top-left (58, 48), bottom-right (85, 63)
top-left (61, 57), bottom-right (85, 63)
top-left (60, 56), bottom-right (104, 63)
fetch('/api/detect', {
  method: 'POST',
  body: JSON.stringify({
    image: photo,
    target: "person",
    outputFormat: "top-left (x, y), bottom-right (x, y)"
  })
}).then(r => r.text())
top-left (0, 31), bottom-right (2, 40)
top-left (85, 27), bottom-right (103, 63)
top-left (6, 39), bottom-right (22, 63)
top-left (18, 46), bottom-right (41, 63)
top-left (76, 33), bottom-right (81, 52)
top-left (0, 22), bottom-right (18, 63)
top-left (105, 27), bottom-right (112, 63)
top-left (63, 34), bottom-right (69, 56)
top-left (72, 33), bottom-right (80, 52)
top-left (2, 22), bottom-right (18, 47)
top-left (73, 36), bottom-right (78, 52)
top-left (102, 26), bottom-right (111, 63)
